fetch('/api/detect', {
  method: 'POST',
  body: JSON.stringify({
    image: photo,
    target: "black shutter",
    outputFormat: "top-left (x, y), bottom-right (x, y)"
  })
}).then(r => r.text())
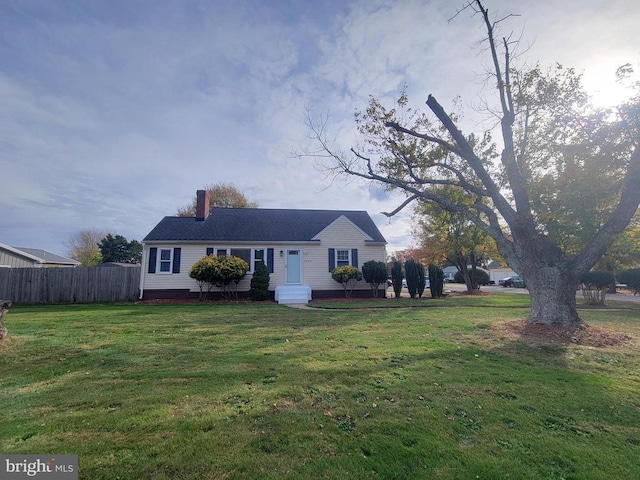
top-left (148, 247), bottom-right (157, 274)
top-left (328, 248), bottom-right (335, 272)
top-left (206, 248), bottom-right (214, 256)
top-left (172, 248), bottom-right (181, 274)
top-left (267, 248), bottom-right (274, 274)
top-left (351, 249), bottom-right (358, 268)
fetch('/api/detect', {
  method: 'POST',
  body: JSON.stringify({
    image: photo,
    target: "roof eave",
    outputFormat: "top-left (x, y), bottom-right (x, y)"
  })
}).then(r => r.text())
top-left (142, 239), bottom-right (323, 245)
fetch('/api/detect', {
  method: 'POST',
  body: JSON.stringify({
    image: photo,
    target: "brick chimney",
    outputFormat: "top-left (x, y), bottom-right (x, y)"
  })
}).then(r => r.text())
top-left (195, 189), bottom-right (210, 221)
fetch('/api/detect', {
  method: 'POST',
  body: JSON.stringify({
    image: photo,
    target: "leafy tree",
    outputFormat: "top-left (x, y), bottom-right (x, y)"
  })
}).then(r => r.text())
top-left (362, 260), bottom-right (387, 298)
top-left (331, 265), bottom-right (363, 298)
top-left (98, 234), bottom-right (142, 264)
top-left (303, 1), bottom-right (640, 327)
top-left (177, 182), bottom-right (258, 216)
top-left (414, 189), bottom-right (497, 292)
top-left (390, 260), bottom-right (403, 299)
top-left (65, 228), bottom-right (106, 266)
top-left (249, 261), bottom-right (271, 301)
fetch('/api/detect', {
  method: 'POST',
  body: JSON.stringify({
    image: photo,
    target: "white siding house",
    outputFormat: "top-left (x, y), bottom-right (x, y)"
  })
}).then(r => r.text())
top-left (140, 191), bottom-right (387, 303)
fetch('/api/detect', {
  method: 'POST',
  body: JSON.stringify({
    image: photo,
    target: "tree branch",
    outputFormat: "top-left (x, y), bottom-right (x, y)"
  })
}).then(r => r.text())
top-left (476, 0), bottom-right (533, 224)
top-left (384, 122), bottom-right (463, 156)
top-left (425, 94), bottom-right (516, 223)
top-left (381, 195), bottom-right (421, 217)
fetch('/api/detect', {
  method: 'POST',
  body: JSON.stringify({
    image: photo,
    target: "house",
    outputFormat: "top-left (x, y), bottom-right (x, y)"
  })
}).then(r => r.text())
top-left (442, 266), bottom-right (458, 282)
top-left (0, 243), bottom-right (81, 268)
top-left (139, 190), bottom-right (387, 303)
top-left (489, 267), bottom-right (518, 285)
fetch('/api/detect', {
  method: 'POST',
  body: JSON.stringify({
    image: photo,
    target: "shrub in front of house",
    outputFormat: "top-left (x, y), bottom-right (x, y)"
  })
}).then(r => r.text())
top-left (189, 255), bottom-right (220, 300)
top-left (332, 265), bottom-right (363, 298)
top-left (217, 256), bottom-right (250, 300)
top-left (362, 260), bottom-right (388, 298)
top-left (250, 261), bottom-right (271, 301)
top-left (391, 261), bottom-right (403, 299)
top-left (189, 254), bottom-right (249, 301)
top-left (405, 259), bottom-right (425, 298)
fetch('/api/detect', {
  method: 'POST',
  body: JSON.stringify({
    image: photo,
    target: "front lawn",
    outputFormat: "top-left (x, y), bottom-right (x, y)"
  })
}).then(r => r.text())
top-left (1, 301), bottom-right (639, 479)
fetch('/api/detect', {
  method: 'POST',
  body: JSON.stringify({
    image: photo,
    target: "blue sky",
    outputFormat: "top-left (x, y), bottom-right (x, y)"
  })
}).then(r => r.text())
top-left (2, 0), bottom-right (638, 257)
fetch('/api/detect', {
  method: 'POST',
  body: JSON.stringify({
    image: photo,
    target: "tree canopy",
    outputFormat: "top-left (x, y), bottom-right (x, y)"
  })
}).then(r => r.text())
top-left (303, 0), bottom-right (640, 327)
top-left (177, 182), bottom-right (258, 216)
top-left (65, 228), bottom-right (106, 266)
top-left (413, 186), bottom-right (498, 291)
top-left (98, 234), bottom-right (142, 264)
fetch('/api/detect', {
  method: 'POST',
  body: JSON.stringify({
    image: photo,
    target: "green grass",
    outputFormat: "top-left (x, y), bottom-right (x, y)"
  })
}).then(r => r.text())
top-left (1, 300), bottom-right (639, 479)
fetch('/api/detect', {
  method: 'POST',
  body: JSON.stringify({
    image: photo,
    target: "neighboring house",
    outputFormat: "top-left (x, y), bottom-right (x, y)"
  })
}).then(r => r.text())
top-left (442, 266), bottom-right (458, 282)
top-left (140, 190), bottom-right (387, 303)
top-left (0, 243), bottom-right (81, 268)
top-left (489, 267), bottom-right (518, 284)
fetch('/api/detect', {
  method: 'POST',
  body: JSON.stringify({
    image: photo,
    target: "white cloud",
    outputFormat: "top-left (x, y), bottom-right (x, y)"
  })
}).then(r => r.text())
top-left (1, 0), bottom-right (639, 255)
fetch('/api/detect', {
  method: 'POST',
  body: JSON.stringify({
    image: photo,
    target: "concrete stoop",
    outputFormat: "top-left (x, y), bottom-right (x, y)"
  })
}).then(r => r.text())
top-left (275, 285), bottom-right (312, 305)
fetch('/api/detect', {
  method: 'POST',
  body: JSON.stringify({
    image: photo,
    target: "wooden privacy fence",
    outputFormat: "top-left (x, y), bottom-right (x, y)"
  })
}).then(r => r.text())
top-left (0, 267), bottom-right (141, 304)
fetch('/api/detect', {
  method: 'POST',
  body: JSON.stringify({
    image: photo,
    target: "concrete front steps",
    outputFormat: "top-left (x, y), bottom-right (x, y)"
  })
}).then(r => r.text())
top-left (275, 285), bottom-right (312, 305)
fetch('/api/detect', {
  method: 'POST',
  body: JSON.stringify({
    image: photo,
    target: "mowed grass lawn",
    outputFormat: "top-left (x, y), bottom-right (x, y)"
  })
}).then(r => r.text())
top-left (1, 296), bottom-right (639, 479)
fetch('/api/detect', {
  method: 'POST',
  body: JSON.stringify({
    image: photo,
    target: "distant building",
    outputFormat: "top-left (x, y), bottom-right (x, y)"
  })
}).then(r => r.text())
top-left (0, 243), bottom-right (81, 268)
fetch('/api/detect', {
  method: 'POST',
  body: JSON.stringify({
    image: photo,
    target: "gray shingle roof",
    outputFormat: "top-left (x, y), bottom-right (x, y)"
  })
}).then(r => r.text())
top-left (143, 208), bottom-right (386, 243)
top-left (13, 247), bottom-right (80, 265)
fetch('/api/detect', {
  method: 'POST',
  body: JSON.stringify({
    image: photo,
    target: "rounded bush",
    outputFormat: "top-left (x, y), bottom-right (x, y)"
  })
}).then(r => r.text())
top-left (453, 268), bottom-right (490, 285)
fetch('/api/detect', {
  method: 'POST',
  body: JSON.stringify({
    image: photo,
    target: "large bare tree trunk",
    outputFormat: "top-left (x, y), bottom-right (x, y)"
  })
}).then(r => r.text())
top-left (522, 267), bottom-right (582, 326)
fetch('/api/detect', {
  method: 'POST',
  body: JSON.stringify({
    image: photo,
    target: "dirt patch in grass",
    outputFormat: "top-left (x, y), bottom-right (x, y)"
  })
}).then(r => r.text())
top-left (455, 290), bottom-right (491, 296)
top-left (496, 320), bottom-right (633, 348)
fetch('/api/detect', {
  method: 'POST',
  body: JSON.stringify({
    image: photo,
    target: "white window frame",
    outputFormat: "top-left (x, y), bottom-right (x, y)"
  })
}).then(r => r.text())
top-left (252, 248), bottom-right (268, 273)
top-left (157, 248), bottom-right (173, 274)
top-left (336, 249), bottom-right (350, 267)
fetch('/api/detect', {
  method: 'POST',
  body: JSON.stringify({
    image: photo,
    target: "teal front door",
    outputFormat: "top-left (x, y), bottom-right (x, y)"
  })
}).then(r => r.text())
top-left (286, 250), bottom-right (301, 284)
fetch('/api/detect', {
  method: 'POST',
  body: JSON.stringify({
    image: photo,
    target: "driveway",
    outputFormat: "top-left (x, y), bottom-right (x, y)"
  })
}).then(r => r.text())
top-left (442, 282), bottom-right (640, 304)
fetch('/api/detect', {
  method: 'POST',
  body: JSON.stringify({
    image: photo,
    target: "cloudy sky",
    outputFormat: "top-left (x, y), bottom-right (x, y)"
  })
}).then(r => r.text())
top-left (2, 0), bottom-right (638, 257)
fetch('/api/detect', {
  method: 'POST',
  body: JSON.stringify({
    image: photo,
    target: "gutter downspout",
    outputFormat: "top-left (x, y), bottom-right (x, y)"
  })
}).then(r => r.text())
top-left (139, 244), bottom-right (147, 300)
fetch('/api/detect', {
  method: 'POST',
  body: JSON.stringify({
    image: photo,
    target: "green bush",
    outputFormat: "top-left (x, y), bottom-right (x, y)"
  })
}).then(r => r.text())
top-left (189, 255), bottom-right (220, 300)
top-left (332, 265), bottom-right (363, 298)
top-left (428, 264), bottom-right (444, 298)
top-left (249, 261), bottom-right (271, 301)
top-left (189, 254), bottom-right (249, 301)
top-left (617, 268), bottom-right (640, 295)
top-left (391, 261), bottom-right (403, 299)
top-left (580, 271), bottom-right (615, 306)
top-left (453, 268), bottom-right (490, 286)
top-left (405, 259), bottom-right (425, 298)
top-left (362, 260), bottom-right (388, 298)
